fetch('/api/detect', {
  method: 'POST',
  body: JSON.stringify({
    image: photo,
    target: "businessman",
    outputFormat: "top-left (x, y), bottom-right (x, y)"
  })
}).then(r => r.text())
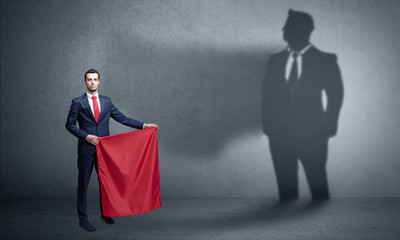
top-left (262, 10), bottom-right (343, 201)
top-left (66, 69), bottom-right (158, 231)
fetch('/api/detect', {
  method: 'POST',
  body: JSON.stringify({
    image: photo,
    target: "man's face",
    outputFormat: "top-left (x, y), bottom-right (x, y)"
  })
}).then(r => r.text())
top-left (85, 73), bottom-right (100, 92)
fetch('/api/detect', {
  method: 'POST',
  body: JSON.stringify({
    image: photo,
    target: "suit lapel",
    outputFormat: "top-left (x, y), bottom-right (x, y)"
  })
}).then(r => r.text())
top-left (277, 50), bottom-right (290, 83)
top-left (82, 93), bottom-right (96, 122)
top-left (300, 46), bottom-right (317, 81)
top-left (98, 95), bottom-right (106, 123)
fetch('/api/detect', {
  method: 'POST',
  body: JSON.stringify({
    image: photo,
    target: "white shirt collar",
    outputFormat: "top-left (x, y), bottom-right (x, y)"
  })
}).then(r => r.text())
top-left (287, 44), bottom-right (312, 55)
top-left (86, 92), bottom-right (99, 99)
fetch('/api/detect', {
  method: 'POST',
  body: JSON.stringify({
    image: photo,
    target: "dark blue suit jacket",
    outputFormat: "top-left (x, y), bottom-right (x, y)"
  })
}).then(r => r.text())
top-left (66, 93), bottom-right (144, 154)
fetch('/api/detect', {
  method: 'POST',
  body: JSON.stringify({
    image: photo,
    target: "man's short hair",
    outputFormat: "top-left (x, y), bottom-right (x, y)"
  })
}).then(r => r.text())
top-left (284, 9), bottom-right (314, 32)
top-left (84, 69), bottom-right (100, 80)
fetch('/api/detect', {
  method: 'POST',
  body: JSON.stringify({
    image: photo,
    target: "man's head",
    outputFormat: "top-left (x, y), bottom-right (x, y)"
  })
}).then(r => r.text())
top-left (84, 69), bottom-right (100, 93)
top-left (282, 9), bottom-right (314, 50)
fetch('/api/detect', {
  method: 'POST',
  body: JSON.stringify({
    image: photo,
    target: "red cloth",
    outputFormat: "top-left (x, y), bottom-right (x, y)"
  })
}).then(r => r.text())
top-left (96, 128), bottom-right (161, 217)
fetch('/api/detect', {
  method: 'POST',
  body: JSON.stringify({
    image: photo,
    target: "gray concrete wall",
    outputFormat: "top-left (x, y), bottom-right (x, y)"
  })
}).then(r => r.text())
top-left (1, 0), bottom-right (400, 198)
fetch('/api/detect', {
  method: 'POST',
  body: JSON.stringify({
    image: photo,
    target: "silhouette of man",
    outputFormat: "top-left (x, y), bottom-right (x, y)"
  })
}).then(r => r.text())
top-left (262, 10), bottom-right (343, 201)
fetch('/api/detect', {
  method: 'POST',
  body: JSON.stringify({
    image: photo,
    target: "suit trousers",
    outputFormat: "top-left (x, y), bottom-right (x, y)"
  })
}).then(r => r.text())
top-left (268, 131), bottom-right (330, 200)
top-left (77, 153), bottom-right (104, 221)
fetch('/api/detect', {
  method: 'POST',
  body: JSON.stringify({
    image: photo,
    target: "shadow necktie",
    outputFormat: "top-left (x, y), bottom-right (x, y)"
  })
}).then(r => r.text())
top-left (288, 52), bottom-right (299, 89)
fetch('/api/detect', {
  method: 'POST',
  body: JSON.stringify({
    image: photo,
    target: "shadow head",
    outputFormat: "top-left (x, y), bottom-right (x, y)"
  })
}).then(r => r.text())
top-left (283, 9), bottom-right (314, 51)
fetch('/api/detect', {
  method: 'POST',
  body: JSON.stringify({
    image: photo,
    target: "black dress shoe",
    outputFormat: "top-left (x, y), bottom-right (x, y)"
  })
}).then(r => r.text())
top-left (101, 216), bottom-right (115, 225)
top-left (79, 220), bottom-right (97, 232)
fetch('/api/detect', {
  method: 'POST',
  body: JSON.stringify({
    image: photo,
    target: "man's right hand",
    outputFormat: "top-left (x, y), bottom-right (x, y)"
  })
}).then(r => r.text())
top-left (86, 134), bottom-right (99, 145)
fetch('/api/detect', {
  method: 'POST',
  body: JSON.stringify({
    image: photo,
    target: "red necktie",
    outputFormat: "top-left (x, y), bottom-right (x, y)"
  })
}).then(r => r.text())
top-left (92, 96), bottom-right (100, 123)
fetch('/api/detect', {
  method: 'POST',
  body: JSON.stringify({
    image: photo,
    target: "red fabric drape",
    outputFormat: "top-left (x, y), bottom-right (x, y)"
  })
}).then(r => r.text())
top-left (96, 128), bottom-right (161, 217)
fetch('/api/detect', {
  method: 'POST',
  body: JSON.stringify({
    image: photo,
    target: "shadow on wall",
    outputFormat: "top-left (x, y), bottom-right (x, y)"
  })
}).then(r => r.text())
top-left (262, 10), bottom-right (344, 200)
top-left (102, 8), bottom-right (344, 200)
top-left (105, 32), bottom-right (279, 158)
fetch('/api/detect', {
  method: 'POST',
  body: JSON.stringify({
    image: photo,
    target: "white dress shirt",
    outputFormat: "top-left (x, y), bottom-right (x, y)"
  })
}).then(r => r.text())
top-left (285, 44), bottom-right (312, 81)
top-left (86, 92), bottom-right (101, 116)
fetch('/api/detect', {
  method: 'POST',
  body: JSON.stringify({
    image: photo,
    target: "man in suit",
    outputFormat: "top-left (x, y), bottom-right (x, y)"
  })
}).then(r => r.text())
top-left (262, 10), bottom-right (343, 201)
top-left (66, 69), bottom-right (158, 231)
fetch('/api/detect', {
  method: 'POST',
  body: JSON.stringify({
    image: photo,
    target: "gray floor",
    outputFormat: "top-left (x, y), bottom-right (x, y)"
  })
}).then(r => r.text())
top-left (1, 197), bottom-right (400, 240)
